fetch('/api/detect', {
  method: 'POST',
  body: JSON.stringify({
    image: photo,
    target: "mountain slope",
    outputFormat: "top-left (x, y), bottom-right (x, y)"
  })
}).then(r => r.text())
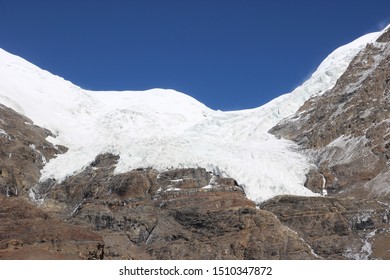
top-left (0, 28), bottom-right (385, 203)
top-left (270, 26), bottom-right (390, 199)
top-left (266, 26), bottom-right (390, 259)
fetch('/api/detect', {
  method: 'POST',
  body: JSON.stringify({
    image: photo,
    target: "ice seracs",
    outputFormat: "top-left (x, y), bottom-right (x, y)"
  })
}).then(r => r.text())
top-left (0, 27), bottom-right (386, 203)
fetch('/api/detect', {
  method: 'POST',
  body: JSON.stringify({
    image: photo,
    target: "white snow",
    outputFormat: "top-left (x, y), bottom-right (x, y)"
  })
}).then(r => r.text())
top-left (365, 167), bottom-right (390, 196)
top-left (325, 135), bottom-right (370, 165)
top-left (344, 229), bottom-right (377, 260)
top-left (0, 27), bottom-right (386, 203)
top-left (320, 174), bottom-right (327, 196)
top-left (0, 128), bottom-right (11, 140)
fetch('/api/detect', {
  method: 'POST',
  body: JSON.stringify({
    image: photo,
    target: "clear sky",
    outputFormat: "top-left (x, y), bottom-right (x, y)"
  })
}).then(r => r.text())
top-left (1, 0), bottom-right (390, 110)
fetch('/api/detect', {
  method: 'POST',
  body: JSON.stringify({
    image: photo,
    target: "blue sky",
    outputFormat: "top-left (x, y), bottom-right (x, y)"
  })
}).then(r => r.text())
top-left (1, 0), bottom-right (390, 110)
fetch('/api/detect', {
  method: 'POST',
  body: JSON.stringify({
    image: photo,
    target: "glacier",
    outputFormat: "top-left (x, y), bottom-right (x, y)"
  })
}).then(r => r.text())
top-left (0, 28), bottom-right (384, 203)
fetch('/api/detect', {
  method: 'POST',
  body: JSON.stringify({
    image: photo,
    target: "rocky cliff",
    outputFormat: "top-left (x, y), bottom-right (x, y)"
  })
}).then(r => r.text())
top-left (0, 104), bottom-right (66, 197)
top-left (30, 153), bottom-right (315, 259)
top-left (268, 27), bottom-right (390, 259)
top-left (0, 195), bottom-right (103, 259)
top-left (270, 28), bottom-right (390, 199)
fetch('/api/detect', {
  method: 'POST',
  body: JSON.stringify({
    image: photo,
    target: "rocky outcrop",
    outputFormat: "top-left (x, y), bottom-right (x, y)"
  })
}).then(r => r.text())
top-left (0, 195), bottom-right (103, 259)
top-left (262, 195), bottom-right (390, 259)
top-left (377, 27), bottom-right (390, 43)
top-left (0, 104), bottom-right (66, 197)
top-left (267, 28), bottom-right (390, 260)
top-left (33, 157), bottom-right (315, 260)
top-left (270, 29), bottom-right (390, 199)
top-left (0, 104), bottom-right (103, 260)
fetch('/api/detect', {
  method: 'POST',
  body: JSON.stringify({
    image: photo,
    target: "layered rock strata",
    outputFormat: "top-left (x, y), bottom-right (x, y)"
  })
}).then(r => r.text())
top-left (34, 155), bottom-right (316, 260)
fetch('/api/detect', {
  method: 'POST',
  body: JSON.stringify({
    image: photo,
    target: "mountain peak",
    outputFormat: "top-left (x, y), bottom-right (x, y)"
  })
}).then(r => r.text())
top-left (376, 25), bottom-right (390, 42)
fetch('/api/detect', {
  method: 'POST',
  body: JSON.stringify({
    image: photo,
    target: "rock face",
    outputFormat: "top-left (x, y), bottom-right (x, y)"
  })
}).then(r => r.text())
top-left (0, 196), bottom-right (103, 260)
top-left (268, 28), bottom-right (390, 259)
top-left (0, 104), bottom-right (66, 197)
top-left (261, 196), bottom-right (390, 259)
top-left (270, 29), bottom-right (390, 199)
top-left (32, 155), bottom-right (315, 259)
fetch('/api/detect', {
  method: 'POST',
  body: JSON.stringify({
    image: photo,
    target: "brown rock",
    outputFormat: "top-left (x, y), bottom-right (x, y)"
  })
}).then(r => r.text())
top-left (376, 27), bottom-right (390, 43)
top-left (0, 104), bottom-right (66, 197)
top-left (261, 195), bottom-right (390, 259)
top-left (34, 158), bottom-right (316, 260)
top-left (0, 195), bottom-right (103, 259)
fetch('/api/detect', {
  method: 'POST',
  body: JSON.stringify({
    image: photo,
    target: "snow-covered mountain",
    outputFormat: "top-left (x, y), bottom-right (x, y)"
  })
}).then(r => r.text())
top-left (2, 25), bottom-right (390, 261)
top-left (0, 27), bottom-right (385, 203)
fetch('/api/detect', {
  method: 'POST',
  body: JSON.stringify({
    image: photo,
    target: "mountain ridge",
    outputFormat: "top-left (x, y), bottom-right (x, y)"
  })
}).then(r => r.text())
top-left (0, 26), bottom-right (386, 203)
top-left (265, 25), bottom-right (390, 259)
